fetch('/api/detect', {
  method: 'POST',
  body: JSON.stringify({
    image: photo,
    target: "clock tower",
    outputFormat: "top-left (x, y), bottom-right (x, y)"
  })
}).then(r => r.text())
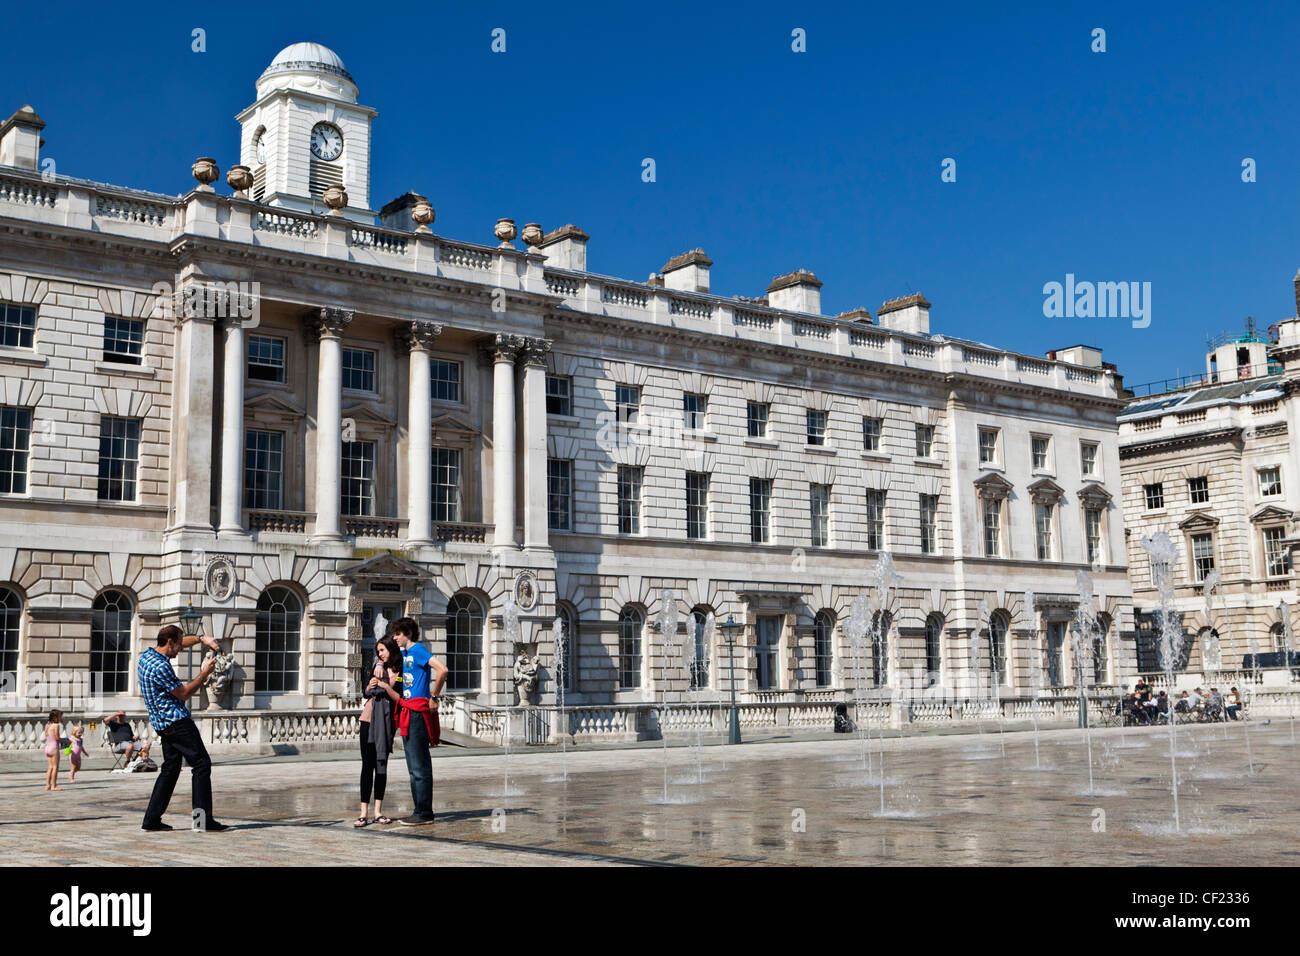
top-left (235, 42), bottom-right (377, 222)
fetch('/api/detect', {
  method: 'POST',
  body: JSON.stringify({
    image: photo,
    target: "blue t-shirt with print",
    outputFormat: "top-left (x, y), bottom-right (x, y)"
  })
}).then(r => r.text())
top-left (402, 642), bottom-right (433, 700)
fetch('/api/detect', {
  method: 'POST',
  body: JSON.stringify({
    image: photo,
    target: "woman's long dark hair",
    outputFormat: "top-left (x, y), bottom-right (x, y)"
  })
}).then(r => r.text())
top-left (376, 636), bottom-right (403, 680)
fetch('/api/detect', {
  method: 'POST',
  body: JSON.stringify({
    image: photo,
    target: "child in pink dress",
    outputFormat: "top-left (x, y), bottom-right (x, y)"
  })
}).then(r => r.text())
top-left (67, 723), bottom-right (85, 783)
top-left (43, 709), bottom-right (64, 791)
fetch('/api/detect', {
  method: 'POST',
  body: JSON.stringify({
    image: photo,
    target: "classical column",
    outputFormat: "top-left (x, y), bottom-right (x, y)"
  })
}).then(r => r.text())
top-left (491, 333), bottom-right (524, 550)
top-left (309, 308), bottom-right (353, 542)
top-left (217, 317), bottom-right (246, 536)
top-left (521, 337), bottom-right (551, 551)
top-left (168, 283), bottom-right (217, 536)
top-left (401, 321), bottom-right (443, 546)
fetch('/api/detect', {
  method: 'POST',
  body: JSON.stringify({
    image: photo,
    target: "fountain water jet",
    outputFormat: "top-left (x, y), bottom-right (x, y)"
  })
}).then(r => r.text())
top-left (500, 595), bottom-right (523, 799)
top-left (1141, 532), bottom-right (1185, 832)
top-left (1024, 590), bottom-right (1043, 768)
top-left (551, 615), bottom-right (569, 783)
top-left (845, 592), bottom-right (874, 772)
top-left (869, 553), bottom-right (901, 815)
top-left (657, 589), bottom-right (679, 803)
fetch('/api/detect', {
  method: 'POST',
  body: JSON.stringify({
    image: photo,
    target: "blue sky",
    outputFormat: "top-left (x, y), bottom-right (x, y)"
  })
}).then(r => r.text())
top-left (3, 0), bottom-right (1298, 388)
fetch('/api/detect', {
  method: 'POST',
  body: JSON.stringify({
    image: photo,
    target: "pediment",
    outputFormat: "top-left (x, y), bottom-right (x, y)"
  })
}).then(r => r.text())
top-left (973, 471), bottom-right (1014, 499)
top-left (1077, 481), bottom-right (1113, 506)
top-left (342, 403), bottom-right (398, 427)
top-left (432, 413), bottom-right (481, 438)
top-left (1250, 505), bottom-right (1293, 525)
top-left (1027, 477), bottom-right (1065, 503)
top-left (1177, 511), bottom-right (1220, 531)
top-left (338, 552), bottom-right (433, 584)
top-left (244, 392), bottom-right (307, 420)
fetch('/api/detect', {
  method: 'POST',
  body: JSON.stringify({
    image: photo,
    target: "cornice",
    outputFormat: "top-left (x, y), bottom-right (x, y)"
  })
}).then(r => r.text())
top-left (1119, 426), bottom-right (1242, 459)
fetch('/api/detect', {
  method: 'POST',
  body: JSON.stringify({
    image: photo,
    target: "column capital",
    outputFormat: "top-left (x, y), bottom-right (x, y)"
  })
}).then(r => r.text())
top-left (520, 336), bottom-right (552, 368)
top-left (305, 307), bottom-right (354, 341)
top-left (396, 320), bottom-right (444, 354)
top-left (491, 332), bottom-right (527, 363)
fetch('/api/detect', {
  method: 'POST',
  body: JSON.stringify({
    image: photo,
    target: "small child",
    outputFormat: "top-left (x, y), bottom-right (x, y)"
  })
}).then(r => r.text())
top-left (67, 724), bottom-right (85, 783)
top-left (43, 709), bottom-right (64, 791)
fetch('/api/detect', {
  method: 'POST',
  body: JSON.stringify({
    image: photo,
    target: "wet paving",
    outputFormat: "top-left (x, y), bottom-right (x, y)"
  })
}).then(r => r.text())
top-left (3, 720), bottom-right (1298, 866)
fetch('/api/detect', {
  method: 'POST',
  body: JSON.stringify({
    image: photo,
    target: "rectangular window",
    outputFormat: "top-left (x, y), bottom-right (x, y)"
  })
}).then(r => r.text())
top-left (342, 347), bottom-right (376, 392)
top-left (983, 498), bottom-right (1001, 557)
top-left (865, 489), bottom-right (886, 551)
top-left (810, 483), bottom-right (831, 547)
top-left (547, 458), bottom-right (572, 531)
top-left (1085, 508), bottom-right (1103, 565)
top-left (1080, 441), bottom-right (1099, 477)
top-left (97, 417), bottom-right (141, 502)
top-left (806, 409), bottom-right (827, 446)
top-left (979, 428), bottom-right (998, 465)
top-left (863, 417), bottom-right (883, 452)
top-left (431, 447), bottom-right (461, 522)
top-left (683, 392), bottom-right (708, 430)
top-left (616, 384), bottom-right (640, 424)
top-left (1191, 533), bottom-right (1215, 582)
top-left (1188, 476), bottom-right (1209, 505)
top-left (1259, 467), bottom-right (1283, 497)
top-left (103, 316), bottom-right (144, 364)
top-left (243, 429), bottom-right (284, 510)
top-left (617, 465), bottom-right (642, 534)
top-left (429, 359), bottom-right (461, 403)
top-left (747, 402), bottom-right (769, 438)
top-left (545, 375), bottom-right (571, 416)
top-left (247, 334), bottom-right (286, 383)
top-left (686, 472), bottom-right (709, 540)
top-left (756, 615), bottom-right (781, 691)
top-left (1035, 503), bottom-right (1053, 561)
top-left (340, 440), bottom-right (376, 517)
top-left (919, 494), bottom-right (938, 555)
top-left (750, 477), bottom-right (772, 543)
top-left (0, 406), bottom-right (33, 494)
top-left (1264, 526), bottom-right (1288, 577)
top-left (0, 303), bottom-right (36, 350)
top-left (1144, 483), bottom-right (1164, 510)
top-left (1032, 436), bottom-right (1051, 471)
top-left (915, 424), bottom-right (934, 458)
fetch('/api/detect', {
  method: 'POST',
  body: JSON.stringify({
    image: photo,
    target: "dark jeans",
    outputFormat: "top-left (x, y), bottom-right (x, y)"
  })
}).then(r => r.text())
top-left (143, 717), bottom-right (214, 828)
top-left (1227, 705), bottom-right (1241, 720)
top-left (359, 720), bottom-right (388, 804)
top-left (403, 710), bottom-right (434, 820)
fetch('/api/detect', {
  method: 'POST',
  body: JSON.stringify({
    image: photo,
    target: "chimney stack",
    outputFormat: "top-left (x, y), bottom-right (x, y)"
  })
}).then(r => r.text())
top-left (766, 270), bottom-right (822, 315)
top-left (836, 307), bottom-right (874, 325)
top-left (876, 293), bottom-right (931, 335)
top-left (538, 224), bottom-right (589, 271)
top-left (0, 105), bottom-right (45, 172)
top-left (661, 249), bottom-right (712, 293)
top-left (378, 192), bottom-right (428, 232)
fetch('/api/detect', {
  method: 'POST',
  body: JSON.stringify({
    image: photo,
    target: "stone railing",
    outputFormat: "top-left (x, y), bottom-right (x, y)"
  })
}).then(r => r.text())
top-left (255, 208), bottom-right (319, 239)
top-left (435, 521), bottom-right (491, 544)
top-left (344, 515), bottom-right (405, 539)
top-left (94, 194), bottom-right (170, 227)
top-left (440, 241), bottom-right (493, 270)
top-left (247, 509), bottom-right (309, 533)
top-left (546, 274), bottom-right (581, 297)
top-left (0, 172), bottom-right (58, 208)
top-left (350, 224), bottom-right (409, 256)
top-left (601, 283), bottom-right (648, 308)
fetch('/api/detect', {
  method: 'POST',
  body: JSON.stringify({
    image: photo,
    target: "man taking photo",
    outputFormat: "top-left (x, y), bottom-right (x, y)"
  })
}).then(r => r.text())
top-left (137, 624), bottom-right (229, 832)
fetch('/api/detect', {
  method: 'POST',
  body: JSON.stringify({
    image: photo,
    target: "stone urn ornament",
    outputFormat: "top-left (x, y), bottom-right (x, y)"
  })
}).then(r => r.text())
top-left (494, 217), bottom-right (517, 247)
top-left (226, 164), bottom-right (253, 197)
top-left (191, 157), bottom-right (219, 191)
top-left (521, 222), bottom-right (544, 248)
top-left (411, 196), bottom-right (435, 233)
top-left (322, 185), bottom-right (349, 214)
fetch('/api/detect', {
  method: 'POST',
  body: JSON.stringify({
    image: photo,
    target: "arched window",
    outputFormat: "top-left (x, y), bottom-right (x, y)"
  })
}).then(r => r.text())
top-left (924, 614), bottom-right (943, 686)
top-left (446, 593), bottom-right (485, 692)
top-left (1270, 622), bottom-right (1286, 655)
top-left (0, 587), bottom-right (21, 680)
top-left (689, 608), bottom-right (711, 690)
top-left (871, 611), bottom-right (891, 687)
top-left (255, 586), bottom-right (303, 692)
top-left (618, 606), bottom-right (643, 689)
top-left (555, 605), bottom-right (576, 695)
top-left (91, 590), bottom-right (133, 694)
top-left (989, 612), bottom-right (1009, 685)
top-left (813, 611), bottom-right (834, 688)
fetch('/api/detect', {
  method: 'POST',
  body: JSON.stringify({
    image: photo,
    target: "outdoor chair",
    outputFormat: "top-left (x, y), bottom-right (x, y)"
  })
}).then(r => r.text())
top-left (102, 725), bottom-right (129, 770)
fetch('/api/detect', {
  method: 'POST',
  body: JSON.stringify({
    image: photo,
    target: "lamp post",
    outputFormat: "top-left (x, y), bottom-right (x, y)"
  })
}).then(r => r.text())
top-left (180, 603), bottom-right (204, 714)
top-left (720, 614), bottom-right (742, 745)
top-left (1071, 621), bottom-right (1089, 729)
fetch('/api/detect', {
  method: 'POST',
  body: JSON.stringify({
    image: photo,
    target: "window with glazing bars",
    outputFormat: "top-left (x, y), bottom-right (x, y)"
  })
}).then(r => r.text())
top-left (686, 472), bottom-right (709, 539)
top-left (617, 465), bottom-right (642, 534)
top-left (244, 429), bottom-right (284, 510)
top-left (547, 458), bottom-right (572, 531)
top-left (749, 477), bottom-right (771, 543)
top-left (0, 406), bottom-right (32, 494)
top-left (431, 447), bottom-right (461, 522)
top-left (340, 441), bottom-right (376, 516)
top-left (103, 317), bottom-right (144, 364)
top-left (97, 417), bottom-right (140, 501)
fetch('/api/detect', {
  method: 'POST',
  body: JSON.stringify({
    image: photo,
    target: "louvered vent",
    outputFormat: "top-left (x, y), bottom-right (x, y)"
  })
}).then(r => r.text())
top-left (309, 159), bottom-right (343, 197)
top-left (252, 165), bottom-right (266, 202)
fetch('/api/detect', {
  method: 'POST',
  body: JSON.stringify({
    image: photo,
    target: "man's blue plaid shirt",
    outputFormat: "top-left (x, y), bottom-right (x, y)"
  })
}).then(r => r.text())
top-left (137, 647), bottom-right (188, 732)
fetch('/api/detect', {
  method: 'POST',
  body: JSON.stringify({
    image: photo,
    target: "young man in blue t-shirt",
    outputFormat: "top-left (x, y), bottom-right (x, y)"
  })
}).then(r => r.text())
top-left (386, 616), bottom-right (448, 825)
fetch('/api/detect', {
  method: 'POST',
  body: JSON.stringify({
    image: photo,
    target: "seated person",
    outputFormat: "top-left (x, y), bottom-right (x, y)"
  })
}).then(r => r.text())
top-left (1156, 691), bottom-right (1171, 719)
top-left (103, 710), bottom-right (151, 764)
top-left (1225, 687), bottom-right (1242, 721)
top-left (1134, 679), bottom-right (1151, 704)
top-left (1205, 687), bottom-right (1224, 721)
top-left (1173, 691), bottom-right (1191, 714)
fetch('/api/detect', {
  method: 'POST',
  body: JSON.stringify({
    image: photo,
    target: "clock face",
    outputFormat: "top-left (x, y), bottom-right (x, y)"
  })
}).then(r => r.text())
top-left (310, 122), bottom-right (343, 161)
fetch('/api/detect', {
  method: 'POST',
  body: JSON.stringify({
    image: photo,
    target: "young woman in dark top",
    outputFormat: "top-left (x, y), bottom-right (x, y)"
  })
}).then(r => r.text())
top-left (355, 636), bottom-right (403, 827)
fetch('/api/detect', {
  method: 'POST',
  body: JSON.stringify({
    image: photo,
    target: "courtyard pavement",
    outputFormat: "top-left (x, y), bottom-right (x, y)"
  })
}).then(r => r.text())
top-left (3, 721), bottom-right (1297, 866)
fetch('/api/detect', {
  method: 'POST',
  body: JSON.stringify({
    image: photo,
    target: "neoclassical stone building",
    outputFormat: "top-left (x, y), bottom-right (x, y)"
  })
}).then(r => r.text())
top-left (0, 43), bottom-right (1134, 728)
top-left (1119, 312), bottom-right (1300, 675)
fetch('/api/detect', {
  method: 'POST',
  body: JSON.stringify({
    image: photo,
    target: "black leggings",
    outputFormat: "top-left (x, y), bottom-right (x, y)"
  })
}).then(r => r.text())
top-left (359, 720), bottom-right (388, 804)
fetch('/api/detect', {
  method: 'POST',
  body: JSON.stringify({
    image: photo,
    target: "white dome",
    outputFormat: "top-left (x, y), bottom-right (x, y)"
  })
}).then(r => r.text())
top-left (261, 42), bottom-right (352, 82)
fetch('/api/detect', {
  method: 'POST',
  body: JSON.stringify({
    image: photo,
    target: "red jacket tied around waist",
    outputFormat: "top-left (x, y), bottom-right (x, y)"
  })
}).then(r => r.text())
top-left (395, 696), bottom-right (440, 747)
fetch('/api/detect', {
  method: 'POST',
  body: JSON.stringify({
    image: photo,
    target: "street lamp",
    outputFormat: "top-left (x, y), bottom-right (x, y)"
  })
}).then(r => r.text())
top-left (720, 614), bottom-right (743, 745)
top-left (1071, 621), bottom-right (1089, 729)
top-left (180, 603), bottom-right (204, 637)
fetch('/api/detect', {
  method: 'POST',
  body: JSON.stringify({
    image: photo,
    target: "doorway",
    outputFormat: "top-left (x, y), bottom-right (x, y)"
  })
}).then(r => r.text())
top-left (756, 616), bottom-right (782, 690)
top-left (360, 603), bottom-right (402, 691)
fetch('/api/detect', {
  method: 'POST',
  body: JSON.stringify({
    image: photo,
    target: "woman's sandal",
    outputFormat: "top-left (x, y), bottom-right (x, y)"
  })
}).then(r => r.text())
top-left (374, 815), bottom-right (392, 825)
top-left (352, 817), bottom-right (369, 828)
